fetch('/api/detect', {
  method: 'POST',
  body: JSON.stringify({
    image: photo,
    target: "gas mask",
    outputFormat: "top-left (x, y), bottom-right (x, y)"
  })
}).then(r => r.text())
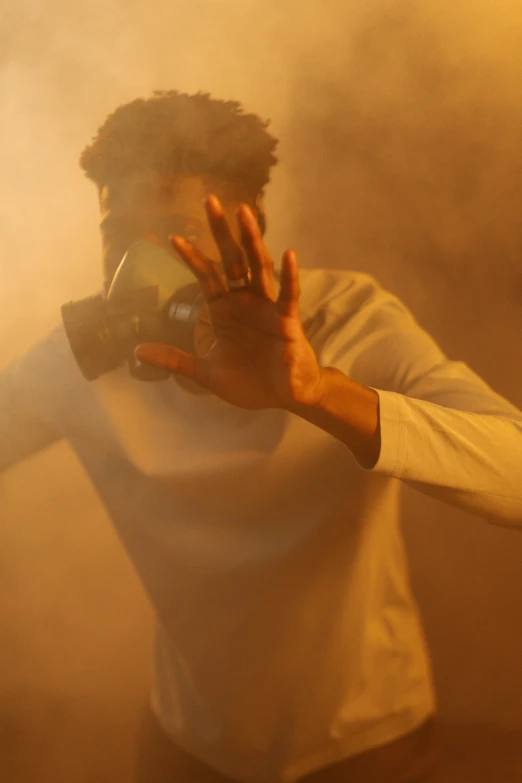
top-left (61, 240), bottom-right (215, 382)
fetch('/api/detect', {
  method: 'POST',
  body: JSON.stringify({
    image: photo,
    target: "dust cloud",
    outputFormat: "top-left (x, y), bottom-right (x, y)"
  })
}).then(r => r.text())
top-left (1, 1), bottom-right (521, 780)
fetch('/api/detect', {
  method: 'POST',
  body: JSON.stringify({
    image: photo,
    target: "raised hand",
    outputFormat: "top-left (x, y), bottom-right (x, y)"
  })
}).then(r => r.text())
top-left (135, 195), bottom-right (326, 410)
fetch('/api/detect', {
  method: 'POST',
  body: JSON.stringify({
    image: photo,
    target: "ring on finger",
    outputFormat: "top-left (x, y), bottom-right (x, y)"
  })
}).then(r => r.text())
top-left (227, 268), bottom-right (253, 289)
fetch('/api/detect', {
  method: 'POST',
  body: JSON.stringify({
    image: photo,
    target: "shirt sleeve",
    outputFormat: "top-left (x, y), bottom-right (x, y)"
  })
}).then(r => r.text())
top-left (323, 275), bottom-right (522, 529)
top-left (0, 332), bottom-right (64, 473)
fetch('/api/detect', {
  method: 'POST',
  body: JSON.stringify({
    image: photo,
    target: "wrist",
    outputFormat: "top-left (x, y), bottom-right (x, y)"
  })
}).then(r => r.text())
top-left (284, 367), bottom-right (338, 415)
top-left (286, 366), bottom-right (381, 468)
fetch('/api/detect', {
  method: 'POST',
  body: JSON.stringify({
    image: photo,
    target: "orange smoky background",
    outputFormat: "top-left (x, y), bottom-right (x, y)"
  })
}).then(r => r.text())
top-left (0, 1), bottom-right (521, 780)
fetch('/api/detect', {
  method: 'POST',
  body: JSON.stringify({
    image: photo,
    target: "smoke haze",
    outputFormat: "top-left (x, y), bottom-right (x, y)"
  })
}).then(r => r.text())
top-left (1, 1), bottom-right (521, 780)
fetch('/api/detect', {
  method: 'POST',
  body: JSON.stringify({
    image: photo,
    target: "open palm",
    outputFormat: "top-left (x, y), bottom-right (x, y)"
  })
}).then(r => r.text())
top-left (136, 196), bottom-right (325, 410)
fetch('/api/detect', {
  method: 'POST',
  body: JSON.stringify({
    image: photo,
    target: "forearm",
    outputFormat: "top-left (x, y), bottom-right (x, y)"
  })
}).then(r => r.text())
top-left (286, 367), bottom-right (382, 469)
top-left (287, 364), bottom-right (522, 527)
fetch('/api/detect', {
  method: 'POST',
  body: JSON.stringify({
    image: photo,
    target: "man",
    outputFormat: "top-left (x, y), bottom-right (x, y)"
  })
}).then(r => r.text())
top-left (1, 90), bottom-right (521, 783)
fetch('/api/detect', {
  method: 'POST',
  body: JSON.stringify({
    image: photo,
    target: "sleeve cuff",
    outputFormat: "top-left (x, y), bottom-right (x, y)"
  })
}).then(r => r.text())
top-left (356, 389), bottom-right (406, 474)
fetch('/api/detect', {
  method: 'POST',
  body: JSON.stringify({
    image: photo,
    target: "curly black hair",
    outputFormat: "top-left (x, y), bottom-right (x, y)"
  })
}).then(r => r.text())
top-left (79, 90), bottom-right (279, 202)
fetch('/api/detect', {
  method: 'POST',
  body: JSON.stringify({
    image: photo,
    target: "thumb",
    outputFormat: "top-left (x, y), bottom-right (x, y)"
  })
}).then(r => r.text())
top-left (134, 343), bottom-right (210, 389)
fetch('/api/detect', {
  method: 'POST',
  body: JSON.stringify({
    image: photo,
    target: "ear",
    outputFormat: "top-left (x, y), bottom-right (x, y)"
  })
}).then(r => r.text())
top-left (255, 194), bottom-right (267, 236)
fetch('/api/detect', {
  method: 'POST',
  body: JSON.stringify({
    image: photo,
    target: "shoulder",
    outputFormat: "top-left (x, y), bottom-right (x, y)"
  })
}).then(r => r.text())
top-left (4, 324), bottom-right (85, 390)
top-left (18, 323), bottom-right (75, 365)
top-left (297, 268), bottom-right (446, 390)
top-left (298, 267), bottom-right (414, 331)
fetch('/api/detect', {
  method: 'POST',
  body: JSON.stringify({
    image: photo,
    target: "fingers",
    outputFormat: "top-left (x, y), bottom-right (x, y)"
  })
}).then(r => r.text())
top-left (205, 195), bottom-right (251, 287)
top-left (175, 194), bottom-right (291, 312)
top-left (169, 235), bottom-right (226, 302)
top-left (135, 344), bottom-right (211, 389)
top-left (277, 249), bottom-right (301, 317)
top-left (197, 194), bottom-right (276, 298)
top-left (236, 204), bottom-right (276, 300)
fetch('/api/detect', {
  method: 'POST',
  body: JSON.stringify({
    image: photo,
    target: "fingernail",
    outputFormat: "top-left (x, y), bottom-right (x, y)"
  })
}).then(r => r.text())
top-left (170, 234), bottom-right (188, 248)
top-left (206, 194), bottom-right (223, 215)
top-left (238, 204), bottom-right (255, 223)
top-left (135, 345), bottom-right (157, 367)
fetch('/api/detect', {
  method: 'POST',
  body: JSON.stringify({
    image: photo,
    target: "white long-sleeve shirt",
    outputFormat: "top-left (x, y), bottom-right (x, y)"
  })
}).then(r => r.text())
top-left (1, 268), bottom-right (521, 783)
